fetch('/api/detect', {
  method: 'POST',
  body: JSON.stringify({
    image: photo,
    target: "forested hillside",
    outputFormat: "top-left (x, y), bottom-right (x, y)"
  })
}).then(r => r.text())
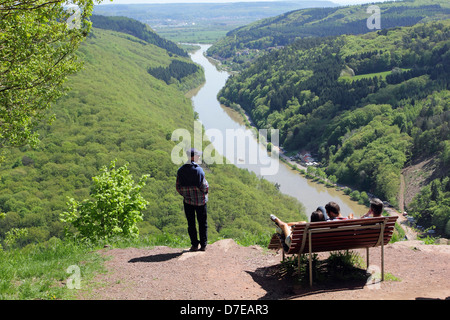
top-left (92, 1), bottom-right (337, 43)
top-left (0, 25), bottom-right (305, 246)
top-left (218, 20), bottom-right (449, 235)
top-left (90, 15), bottom-right (188, 57)
top-left (208, 0), bottom-right (450, 70)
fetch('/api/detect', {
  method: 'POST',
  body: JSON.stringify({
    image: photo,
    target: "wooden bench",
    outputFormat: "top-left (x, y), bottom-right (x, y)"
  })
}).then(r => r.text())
top-left (268, 216), bottom-right (398, 286)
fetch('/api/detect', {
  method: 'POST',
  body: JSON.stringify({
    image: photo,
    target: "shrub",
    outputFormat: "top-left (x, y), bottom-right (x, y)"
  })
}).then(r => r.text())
top-left (350, 190), bottom-right (361, 201)
top-left (61, 160), bottom-right (149, 241)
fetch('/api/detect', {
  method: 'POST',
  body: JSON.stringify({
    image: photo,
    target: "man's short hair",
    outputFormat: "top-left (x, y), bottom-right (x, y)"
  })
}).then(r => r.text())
top-left (325, 201), bottom-right (340, 216)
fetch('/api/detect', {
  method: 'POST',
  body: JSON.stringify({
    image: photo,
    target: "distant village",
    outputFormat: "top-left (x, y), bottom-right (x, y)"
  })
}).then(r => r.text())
top-left (288, 151), bottom-right (319, 167)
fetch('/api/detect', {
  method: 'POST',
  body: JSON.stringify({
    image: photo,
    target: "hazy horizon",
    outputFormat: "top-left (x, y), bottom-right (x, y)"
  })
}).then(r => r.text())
top-left (97, 0), bottom-right (389, 6)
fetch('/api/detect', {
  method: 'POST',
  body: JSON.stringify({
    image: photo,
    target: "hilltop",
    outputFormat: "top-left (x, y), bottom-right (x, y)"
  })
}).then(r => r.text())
top-left (208, 0), bottom-right (450, 69)
top-left (93, 1), bottom-right (338, 43)
top-left (78, 238), bottom-right (450, 300)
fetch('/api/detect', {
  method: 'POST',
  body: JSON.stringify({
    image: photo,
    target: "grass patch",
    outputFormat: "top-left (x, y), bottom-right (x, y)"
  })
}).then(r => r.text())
top-left (390, 222), bottom-right (407, 243)
top-left (155, 25), bottom-right (230, 44)
top-left (339, 68), bottom-right (411, 83)
top-left (106, 232), bottom-right (192, 249)
top-left (0, 238), bottom-right (107, 300)
top-left (0, 231), bottom-right (274, 300)
top-left (0, 234), bottom-right (190, 300)
top-left (232, 231), bottom-right (273, 248)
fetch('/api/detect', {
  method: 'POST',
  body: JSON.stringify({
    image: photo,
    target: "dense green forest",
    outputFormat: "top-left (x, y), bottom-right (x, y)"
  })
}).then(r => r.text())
top-left (218, 20), bottom-right (449, 235)
top-left (90, 15), bottom-right (188, 57)
top-left (0, 23), bottom-right (305, 247)
top-left (208, 0), bottom-right (450, 70)
top-left (147, 60), bottom-right (201, 85)
top-left (91, 15), bottom-right (204, 92)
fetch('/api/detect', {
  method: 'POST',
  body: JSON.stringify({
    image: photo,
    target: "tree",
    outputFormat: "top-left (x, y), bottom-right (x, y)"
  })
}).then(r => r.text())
top-left (61, 160), bottom-right (150, 241)
top-left (0, 0), bottom-right (99, 150)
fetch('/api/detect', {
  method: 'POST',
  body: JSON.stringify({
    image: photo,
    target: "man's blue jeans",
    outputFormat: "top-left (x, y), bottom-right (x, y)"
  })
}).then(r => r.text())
top-left (184, 202), bottom-right (208, 248)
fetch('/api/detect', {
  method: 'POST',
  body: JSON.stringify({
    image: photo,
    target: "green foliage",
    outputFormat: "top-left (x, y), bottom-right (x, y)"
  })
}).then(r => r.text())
top-left (0, 238), bottom-right (107, 300)
top-left (408, 177), bottom-right (450, 237)
top-left (0, 23), bottom-right (305, 246)
top-left (418, 234), bottom-right (439, 245)
top-left (0, 26), bottom-right (189, 245)
top-left (282, 251), bottom-right (367, 285)
top-left (148, 60), bottom-right (201, 85)
top-left (4, 228), bottom-right (28, 249)
top-left (0, 0), bottom-right (100, 149)
top-left (350, 190), bottom-right (361, 202)
top-left (204, 163), bottom-right (306, 242)
top-left (324, 251), bottom-right (366, 282)
top-left (90, 15), bottom-right (204, 93)
top-left (90, 15), bottom-right (188, 57)
top-left (391, 222), bottom-right (406, 243)
top-left (208, 0), bottom-right (450, 68)
top-left (233, 231), bottom-right (273, 247)
top-left (61, 160), bottom-right (149, 241)
top-left (92, 1), bottom-right (330, 44)
top-left (218, 20), bottom-right (450, 203)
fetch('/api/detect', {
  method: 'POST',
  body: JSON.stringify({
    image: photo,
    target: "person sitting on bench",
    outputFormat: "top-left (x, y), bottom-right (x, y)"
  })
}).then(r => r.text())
top-left (325, 201), bottom-right (351, 220)
top-left (361, 198), bottom-right (384, 218)
top-left (270, 206), bottom-right (328, 250)
top-left (310, 206), bottom-right (329, 222)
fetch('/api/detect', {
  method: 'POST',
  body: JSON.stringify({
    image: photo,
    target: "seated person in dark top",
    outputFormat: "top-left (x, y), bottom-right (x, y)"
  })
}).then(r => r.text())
top-left (311, 206), bottom-right (329, 222)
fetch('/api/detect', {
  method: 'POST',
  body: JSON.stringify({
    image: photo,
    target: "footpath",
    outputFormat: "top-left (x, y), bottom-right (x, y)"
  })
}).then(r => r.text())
top-left (78, 238), bottom-right (450, 300)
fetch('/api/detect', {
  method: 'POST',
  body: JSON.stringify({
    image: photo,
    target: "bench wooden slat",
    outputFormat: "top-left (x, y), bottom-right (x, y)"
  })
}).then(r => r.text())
top-left (286, 234), bottom-right (395, 253)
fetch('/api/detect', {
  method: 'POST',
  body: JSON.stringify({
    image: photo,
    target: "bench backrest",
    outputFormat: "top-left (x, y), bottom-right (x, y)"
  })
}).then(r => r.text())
top-left (269, 216), bottom-right (398, 255)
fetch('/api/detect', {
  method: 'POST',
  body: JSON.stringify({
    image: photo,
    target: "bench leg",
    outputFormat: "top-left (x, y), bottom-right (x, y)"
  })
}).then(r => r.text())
top-left (297, 253), bottom-right (314, 288)
top-left (381, 238), bottom-right (384, 281)
top-left (381, 220), bottom-right (386, 281)
top-left (366, 248), bottom-right (369, 270)
top-left (297, 253), bottom-right (313, 287)
top-left (309, 232), bottom-right (313, 287)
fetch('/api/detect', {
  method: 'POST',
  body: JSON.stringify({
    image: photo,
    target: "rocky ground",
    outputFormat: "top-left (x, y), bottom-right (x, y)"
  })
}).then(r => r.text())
top-left (78, 238), bottom-right (450, 301)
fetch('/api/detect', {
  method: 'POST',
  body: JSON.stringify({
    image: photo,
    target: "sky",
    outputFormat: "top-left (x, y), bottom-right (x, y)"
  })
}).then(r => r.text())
top-left (97, 0), bottom-right (389, 6)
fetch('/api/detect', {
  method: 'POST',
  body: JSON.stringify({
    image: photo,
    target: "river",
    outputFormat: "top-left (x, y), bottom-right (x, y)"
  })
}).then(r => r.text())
top-left (188, 44), bottom-right (367, 218)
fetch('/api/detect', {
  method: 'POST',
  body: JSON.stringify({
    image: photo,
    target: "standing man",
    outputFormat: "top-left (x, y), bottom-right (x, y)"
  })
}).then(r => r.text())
top-left (176, 148), bottom-right (209, 252)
